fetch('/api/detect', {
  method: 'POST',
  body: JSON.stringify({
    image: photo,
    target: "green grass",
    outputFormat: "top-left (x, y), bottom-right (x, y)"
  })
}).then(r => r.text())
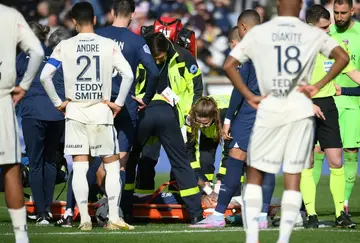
top-left (0, 174), bottom-right (360, 243)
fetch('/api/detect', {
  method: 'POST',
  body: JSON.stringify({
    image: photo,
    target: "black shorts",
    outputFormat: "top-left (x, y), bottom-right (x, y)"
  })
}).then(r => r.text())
top-left (312, 96), bottom-right (342, 149)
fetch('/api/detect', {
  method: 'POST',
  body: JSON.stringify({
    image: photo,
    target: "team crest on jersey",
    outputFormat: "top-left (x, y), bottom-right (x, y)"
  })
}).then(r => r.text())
top-left (342, 39), bottom-right (349, 45)
top-left (143, 44), bottom-right (151, 55)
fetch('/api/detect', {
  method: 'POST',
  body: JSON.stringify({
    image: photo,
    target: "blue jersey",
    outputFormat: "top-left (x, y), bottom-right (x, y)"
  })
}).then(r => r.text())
top-left (16, 43), bottom-right (65, 121)
top-left (225, 61), bottom-right (259, 123)
top-left (95, 26), bottom-right (159, 115)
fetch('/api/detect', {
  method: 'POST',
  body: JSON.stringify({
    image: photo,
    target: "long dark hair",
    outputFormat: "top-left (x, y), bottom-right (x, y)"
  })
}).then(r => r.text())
top-left (29, 22), bottom-right (50, 42)
top-left (189, 97), bottom-right (223, 144)
top-left (146, 32), bottom-right (170, 57)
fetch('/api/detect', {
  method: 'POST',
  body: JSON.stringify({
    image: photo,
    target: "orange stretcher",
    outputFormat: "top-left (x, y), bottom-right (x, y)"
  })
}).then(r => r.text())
top-left (132, 181), bottom-right (242, 221)
top-left (25, 181), bottom-right (280, 221)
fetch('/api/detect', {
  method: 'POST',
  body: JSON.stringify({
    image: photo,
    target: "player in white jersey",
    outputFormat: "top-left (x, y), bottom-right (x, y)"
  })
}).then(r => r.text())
top-left (223, 1), bottom-right (350, 243)
top-left (40, 2), bottom-right (134, 231)
top-left (0, 4), bottom-right (44, 243)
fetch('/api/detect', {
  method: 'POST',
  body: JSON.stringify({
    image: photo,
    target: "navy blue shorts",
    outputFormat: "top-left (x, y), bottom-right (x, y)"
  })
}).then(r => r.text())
top-left (114, 102), bottom-right (137, 152)
top-left (228, 116), bottom-right (255, 152)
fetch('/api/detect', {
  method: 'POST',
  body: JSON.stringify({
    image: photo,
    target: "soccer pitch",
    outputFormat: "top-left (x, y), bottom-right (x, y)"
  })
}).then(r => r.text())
top-left (0, 175), bottom-right (359, 243)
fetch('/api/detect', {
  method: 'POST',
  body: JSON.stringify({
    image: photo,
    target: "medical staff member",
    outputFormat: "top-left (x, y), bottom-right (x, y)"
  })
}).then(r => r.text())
top-left (125, 32), bottom-right (204, 225)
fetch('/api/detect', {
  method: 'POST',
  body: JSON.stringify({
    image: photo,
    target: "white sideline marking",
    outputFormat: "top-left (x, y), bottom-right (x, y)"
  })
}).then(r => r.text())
top-left (0, 228), bottom-right (359, 236)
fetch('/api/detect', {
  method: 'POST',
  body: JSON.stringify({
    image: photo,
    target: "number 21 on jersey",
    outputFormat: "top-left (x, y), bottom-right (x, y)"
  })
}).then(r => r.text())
top-left (76, 55), bottom-right (100, 82)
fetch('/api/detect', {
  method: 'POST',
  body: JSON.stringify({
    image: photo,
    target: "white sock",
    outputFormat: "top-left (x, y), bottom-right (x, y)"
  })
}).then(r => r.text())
top-left (64, 208), bottom-right (73, 218)
top-left (344, 200), bottom-right (349, 207)
top-left (8, 207), bottom-right (29, 243)
top-left (104, 160), bottom-right (121, 223)
top-left (72, 162), bottom-right (90, 224)
top-left (242, 184), bottom-right (262, 243)
top-left (277, 190), bottom-right (302, 243)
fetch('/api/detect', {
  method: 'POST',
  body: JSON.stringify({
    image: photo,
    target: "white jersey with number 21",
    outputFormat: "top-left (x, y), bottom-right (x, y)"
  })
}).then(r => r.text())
top-left (49, 33), bottom-right (133, 125)
top-left (230, 16), bottom-right (339, 128)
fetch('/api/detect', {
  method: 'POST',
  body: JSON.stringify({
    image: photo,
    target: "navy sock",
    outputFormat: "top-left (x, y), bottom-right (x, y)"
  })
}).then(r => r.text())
top-left (120, 170), bottom-right (126, 191)
top-left (261, 173), bottom-right (275, 213)
top-left (215, 157), bottom-right (244, 214)
top-left (66, 172), bottom-right (76, 210)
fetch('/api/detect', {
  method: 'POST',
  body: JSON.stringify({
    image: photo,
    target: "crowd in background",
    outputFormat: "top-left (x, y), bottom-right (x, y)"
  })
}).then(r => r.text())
top-left (4, 0), bottom-right (360, 75)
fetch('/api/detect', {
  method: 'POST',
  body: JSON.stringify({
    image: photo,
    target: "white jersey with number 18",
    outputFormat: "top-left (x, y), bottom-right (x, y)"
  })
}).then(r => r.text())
top-left (230, 16), bottom-right (339, 128)
top-left (49, 33), bottom-right (133, 125)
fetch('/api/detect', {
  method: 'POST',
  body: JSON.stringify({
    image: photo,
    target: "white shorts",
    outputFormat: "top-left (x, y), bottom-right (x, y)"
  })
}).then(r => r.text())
top-left (64, 119), bottom-right (119, 157)
top-left (247, 117), bottom-right (314, 174)
top-left (0, 95), bottom-right (21, 165)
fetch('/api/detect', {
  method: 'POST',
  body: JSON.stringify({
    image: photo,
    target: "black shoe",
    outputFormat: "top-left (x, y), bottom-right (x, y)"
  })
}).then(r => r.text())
top-left (306, 215), bottom-right (319, 228)
top-left (46, 212), bottom-right (53, 222)
top-left (190, 216), bottom-right (205, 225)
top-left (54, 215), bottom-right (73, 228)
top-left (335, 211), bottom-right (356, 229)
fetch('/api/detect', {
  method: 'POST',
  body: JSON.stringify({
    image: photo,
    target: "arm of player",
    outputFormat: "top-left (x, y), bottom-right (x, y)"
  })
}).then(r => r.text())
top-left (16, 12), bottom-right (44, 91)
top-left (345, 70), bottom-right (360, 85)
top-left (223, 33), bottom-right (263, 109)
top-left (138, 42), bottom-right (160, 105)
top-left (112, 44), bottom-right (134, 107)
top-left (224, 88), bottom-right (244, 139)
top-left (224, 64), bottom-right (249, 123)
top-left (40, 62), bottom-right (63, 108)
top-left (223, 57), bottom-right (257, 103)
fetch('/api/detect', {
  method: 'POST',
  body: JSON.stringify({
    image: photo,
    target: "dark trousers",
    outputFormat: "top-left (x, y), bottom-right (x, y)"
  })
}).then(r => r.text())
top-left (22, 118), bottom-right (64, 216)
top-left (125, 101), bottom-right (203, 219)
top-left (135, 108), bottom-right (229, 192)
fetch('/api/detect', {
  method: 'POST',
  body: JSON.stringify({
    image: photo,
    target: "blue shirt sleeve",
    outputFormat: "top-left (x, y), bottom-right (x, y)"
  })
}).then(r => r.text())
top-left (225, 65), bottom-right (248, 120)
top-left (341, 87), bottom-right (360, 96)
top-left (137, 38), bottom-right (160, 104)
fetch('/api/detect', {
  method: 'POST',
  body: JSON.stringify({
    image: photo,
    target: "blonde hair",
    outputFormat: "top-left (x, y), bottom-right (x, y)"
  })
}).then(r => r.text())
top-left (189, 97), bottom-right (222, 143)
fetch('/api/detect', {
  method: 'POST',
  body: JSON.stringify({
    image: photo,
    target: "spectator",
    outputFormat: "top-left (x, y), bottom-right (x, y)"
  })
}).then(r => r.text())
top-left (255, 4), bottom-right (269, 23)
top-left (37, 1), bottom-right (50, 26)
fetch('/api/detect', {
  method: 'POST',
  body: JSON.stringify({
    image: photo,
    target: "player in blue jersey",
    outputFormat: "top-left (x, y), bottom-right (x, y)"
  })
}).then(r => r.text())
top-left (16, 24), bottom-right (70, 225)
top-left (191, 11), bottom-right (275, 229)
top-left (95, 0), bottom-right (159, 186)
